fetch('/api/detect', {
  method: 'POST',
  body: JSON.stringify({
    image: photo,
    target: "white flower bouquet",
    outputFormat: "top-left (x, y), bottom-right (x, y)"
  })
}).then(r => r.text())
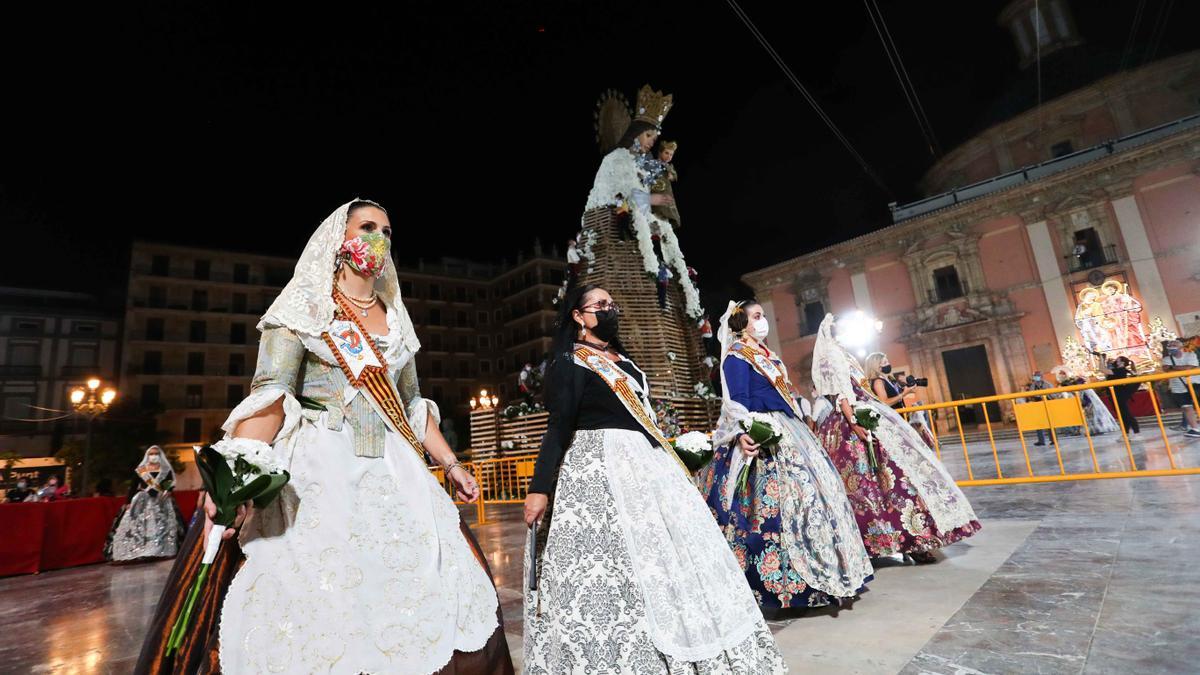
top-left (853, 402), bottom-right (883, 472)
top-left (166, 438), bottom-right (290, 655)
top-left (672, 430), bottom-right (713, 472)
top-left (736, 412), bottom-right (783, 496)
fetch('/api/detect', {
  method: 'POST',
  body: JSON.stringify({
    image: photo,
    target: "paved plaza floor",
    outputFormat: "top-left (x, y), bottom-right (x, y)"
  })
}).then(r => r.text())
top-left (2, 458), bottom-right (1199, 673)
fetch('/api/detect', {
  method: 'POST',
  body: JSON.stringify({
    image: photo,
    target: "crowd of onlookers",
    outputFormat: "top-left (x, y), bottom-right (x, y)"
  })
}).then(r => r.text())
top-left (5, 474), bottom-right (71, 503)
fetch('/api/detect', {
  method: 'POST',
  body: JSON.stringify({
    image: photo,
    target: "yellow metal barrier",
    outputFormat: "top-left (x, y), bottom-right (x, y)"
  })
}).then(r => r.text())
top-left (898, 368), bottom-right (1200, 487)
top-left (435, 369), bottom-right (1200, 522)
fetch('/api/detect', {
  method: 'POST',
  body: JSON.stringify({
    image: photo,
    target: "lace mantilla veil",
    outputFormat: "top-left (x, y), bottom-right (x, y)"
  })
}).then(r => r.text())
top-left (258, 198), bottom-right (420, 354)
top-left (812, 313), bottom-right (858, 406)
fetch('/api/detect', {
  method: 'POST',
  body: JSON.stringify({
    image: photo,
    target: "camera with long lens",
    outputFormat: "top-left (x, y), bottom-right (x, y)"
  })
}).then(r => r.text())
top-left (903, 374), bottom-right (929, 388)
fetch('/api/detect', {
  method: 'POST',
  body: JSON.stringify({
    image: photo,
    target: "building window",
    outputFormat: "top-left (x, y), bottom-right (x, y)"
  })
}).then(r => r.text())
top-left (233, 263), bottom-right (250, 284)
top-left (148, 285), bottom-right (167, 308)
top-left (145, 317), bottom-right (165, 341)
top-left (230, 323), bottom-right (247, 345)
top-left (3, 395), bottom-right (33, 423)
top-left (430, 333), bottom-right (443, 351)
top-left (496, 357), bottom-right (505, 372)
top-left (186, 385), bottom-right (203, 409)
top-left (494, 309), bottom-right (503, 323)
top-left (228, 353), bottom-right (246, 376)
top-left (187, 352), bottom-right (205, 375)
top-left (69, 343), bottom-right (98, 367)
top-left (401, 280), bottom-right (414, 297)
top-left (183, 417), bottom-right (202, 442)
top-left (429, 285), bottom-right (441, 301)
top-left (232, 293), bottom-right (248, 313)
top-left (14, 320), bottom-right (42, 336)
top-left (456, 287), bottom-right (467, 302)
top-left (429, 308), bottom-right (442, 326)
top-left (480, 360), bottom-right (491, 374)
top-left (478, 335), bottom-right (490, 349)
top-left (550, 269), bottom-right (564, 285)
top-left (932, 266), bottom-right (965, 303)
top-left (141, 384), bottom-right (160, 408)
top-left (190, 320), bottom-right (207, 343)
top-left (265, 266), bottom-right (292, 286)
top-left (1050, 140), bottom-right (1074, 158)
top-left (496, 334), bottom-right (504, 348)
top-left (432, 359), bottom-right (444, 377)
top-left (192, 289), bottom-right (209, 311)
top-left (457, 311), bottom-right (468, 327)
top-left (802, 302), bottom-right (825, 336)
top-left (476, 288), bottom-right (487, 300)
top-left (151, 255), bottom-right (169, 276)
top-left (477, 311), bottom-right (488, 325)
top-left (194, 260), bottom-right (211, 280)
top-left (143, 351), bottom-right (163, 375)
top-left (458, 361), bottom-right (470, 378)
top-left (226, 384), bottom-right (244, 407)
top-left (431, 386), bottom-right (444, 403)
top-left (72, 322), bottom-right (98, 336)
top-left (10, 341), bottom-right (40, 366)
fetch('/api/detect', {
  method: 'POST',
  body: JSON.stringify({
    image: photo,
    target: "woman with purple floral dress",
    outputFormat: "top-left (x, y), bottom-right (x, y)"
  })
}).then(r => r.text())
top-left (812, 314), bottom-right (980, 563)
top-left (700, 301), bottom-right (871, 614)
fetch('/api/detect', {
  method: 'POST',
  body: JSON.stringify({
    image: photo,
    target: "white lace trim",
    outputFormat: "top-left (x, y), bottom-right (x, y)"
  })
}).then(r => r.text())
top-left (603, 429), bottom-right (765, 661)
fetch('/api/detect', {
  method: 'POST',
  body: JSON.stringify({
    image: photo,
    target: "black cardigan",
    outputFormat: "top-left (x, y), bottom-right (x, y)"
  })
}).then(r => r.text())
top-left (528, 355), bottom-right (657, 494)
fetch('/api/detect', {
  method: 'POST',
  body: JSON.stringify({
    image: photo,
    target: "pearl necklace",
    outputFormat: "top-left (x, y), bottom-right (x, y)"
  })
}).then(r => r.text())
top-left (337, 286), bottom-right (378, 316)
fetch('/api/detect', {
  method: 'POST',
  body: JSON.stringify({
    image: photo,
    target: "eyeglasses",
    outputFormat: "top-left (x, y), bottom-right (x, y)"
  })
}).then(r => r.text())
top-left (582, 301), bottom-right (621, 313)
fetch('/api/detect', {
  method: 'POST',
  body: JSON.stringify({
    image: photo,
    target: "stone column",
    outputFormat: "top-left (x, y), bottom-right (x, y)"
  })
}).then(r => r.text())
top-left (1024, 220), bottom-right (1077, 346)
top-left (1111, 195), bottom-right (1177, 332)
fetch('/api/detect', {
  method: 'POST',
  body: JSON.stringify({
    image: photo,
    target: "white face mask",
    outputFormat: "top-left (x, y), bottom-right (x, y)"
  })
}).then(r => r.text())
top-left (750, 317), bottom-right (770, 339)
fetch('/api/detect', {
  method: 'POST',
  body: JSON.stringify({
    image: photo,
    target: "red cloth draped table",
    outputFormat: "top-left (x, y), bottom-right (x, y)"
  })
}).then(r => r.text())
top-left (0, 490), bottom-right (201, 577)
top-left (1098, 389), bottom-right (1155, 419)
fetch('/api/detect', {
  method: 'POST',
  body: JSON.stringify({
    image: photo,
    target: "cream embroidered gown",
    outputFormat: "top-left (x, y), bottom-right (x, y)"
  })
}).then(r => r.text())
top-left (217, 313), bottom-right (498, 674)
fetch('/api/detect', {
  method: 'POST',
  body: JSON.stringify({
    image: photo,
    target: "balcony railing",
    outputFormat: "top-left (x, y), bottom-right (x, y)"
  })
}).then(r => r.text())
top-left (126, 364), bottom-right (250, 377)
top-left (1064, 244), bottom-right (1119, 273)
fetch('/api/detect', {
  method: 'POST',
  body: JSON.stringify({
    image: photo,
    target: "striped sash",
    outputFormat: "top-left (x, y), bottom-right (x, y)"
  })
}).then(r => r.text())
top-left (322, 291), bottom-right (424, 457)
top-left (728, 341), bottom-right (802, 417)
top-left (572, 346), bottom-right (689, 474)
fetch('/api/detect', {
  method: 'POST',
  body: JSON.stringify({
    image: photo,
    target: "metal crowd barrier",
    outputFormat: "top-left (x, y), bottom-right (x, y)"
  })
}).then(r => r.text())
top-left (435, 368), bottom-right (1200, 521)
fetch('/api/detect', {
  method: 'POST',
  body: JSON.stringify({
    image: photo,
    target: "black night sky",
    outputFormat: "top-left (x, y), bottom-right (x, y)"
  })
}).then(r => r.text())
top-left (3, 1), bottom-right (1196, 311)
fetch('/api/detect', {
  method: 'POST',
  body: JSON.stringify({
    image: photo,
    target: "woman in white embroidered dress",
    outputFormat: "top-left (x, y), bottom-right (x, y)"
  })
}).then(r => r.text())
top-left (522, 285), bottom-right (786, 673)
top-left (135, 200), bottom-right (511, 675)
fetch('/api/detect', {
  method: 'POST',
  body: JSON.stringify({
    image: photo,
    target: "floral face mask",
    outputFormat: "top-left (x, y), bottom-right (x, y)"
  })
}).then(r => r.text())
top-left (339, 232), bottom-right (391, 278)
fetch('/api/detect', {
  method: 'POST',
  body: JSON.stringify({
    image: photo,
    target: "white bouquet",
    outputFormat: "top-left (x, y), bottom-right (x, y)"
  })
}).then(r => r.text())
top-left (672, 431), bottom-right (713, 472)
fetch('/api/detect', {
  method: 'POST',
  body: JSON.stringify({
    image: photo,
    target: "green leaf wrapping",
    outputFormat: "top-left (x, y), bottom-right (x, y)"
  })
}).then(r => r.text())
top-left (252, 472), bottom-right (291, 509)
top-left (745, 420), bottom-right (782, 447)
top-left (673, 447), bottom-right (714, 473)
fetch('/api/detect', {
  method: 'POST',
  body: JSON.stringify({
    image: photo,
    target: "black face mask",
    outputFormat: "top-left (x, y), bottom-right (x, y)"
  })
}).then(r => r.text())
top-left (881, 365), bottom-right (893, 374)
top-left (590, 309), bottom-right (620, 342)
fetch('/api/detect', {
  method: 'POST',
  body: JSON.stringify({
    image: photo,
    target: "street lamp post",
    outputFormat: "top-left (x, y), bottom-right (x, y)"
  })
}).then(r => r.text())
top-left (70, 377), bottom-right (116, 495)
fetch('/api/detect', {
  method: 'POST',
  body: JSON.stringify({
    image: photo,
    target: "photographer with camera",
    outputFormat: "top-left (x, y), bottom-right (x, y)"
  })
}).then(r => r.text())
top-left (1099, 355), bottom-right (1141, 436)
top-left (863, 353), bottom-right (924, 409)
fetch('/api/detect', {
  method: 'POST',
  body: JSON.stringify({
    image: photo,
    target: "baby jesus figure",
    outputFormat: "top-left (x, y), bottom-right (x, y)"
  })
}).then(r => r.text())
top-left (651, 140), bottom-right (681, 228)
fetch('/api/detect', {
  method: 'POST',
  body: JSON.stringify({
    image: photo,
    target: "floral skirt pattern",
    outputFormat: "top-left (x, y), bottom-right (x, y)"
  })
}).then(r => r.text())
top-left (525, 429), bottom-right (786, 674)
top-left (817, 410), bottom-right (981, 557)
top-left (701, 412), bottom-right (871, 610)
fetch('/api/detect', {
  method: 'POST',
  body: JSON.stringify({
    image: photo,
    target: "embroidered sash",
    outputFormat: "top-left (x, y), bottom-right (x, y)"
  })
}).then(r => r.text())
top-left (728, 342), bottom-right (802, 417)
top-left (572, 346), bottom-right (689, 474)
top-left (322, 291), bottom-right (424, 457)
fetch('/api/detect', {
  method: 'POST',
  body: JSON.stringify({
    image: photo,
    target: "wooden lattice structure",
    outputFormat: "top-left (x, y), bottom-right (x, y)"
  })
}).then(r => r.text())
top-left (466, 206), bottom-right (717, 459)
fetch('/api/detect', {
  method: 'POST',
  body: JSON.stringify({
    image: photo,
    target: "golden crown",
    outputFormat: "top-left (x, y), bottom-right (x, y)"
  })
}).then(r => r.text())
top-left (633, 84), bottom-right (673, 127)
